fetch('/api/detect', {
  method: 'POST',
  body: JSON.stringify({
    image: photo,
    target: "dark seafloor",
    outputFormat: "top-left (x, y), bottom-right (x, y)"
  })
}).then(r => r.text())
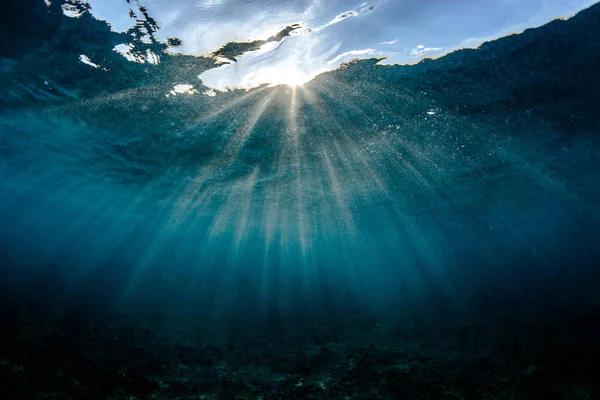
top-left (1, 1), bottom-right (600, 399)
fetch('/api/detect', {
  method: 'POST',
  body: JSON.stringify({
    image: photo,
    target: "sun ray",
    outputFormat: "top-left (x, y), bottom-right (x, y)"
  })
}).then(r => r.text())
top-left (234, 166), bottom-right (260, 249)
top-left (262, 175), bottom-right (281, 251)
top-left (181, 86), bottom-right (269, 134)
top-left (164, 89), bottom-right (275, 244)
top-left (218, 90), bottom-right (276, 167)
top-left (301, 86), bottom-right (390, 200)
top-left (320, 147), bottom-right (356, 236)
top-left (286, 86), bottom-right (310, 254)
top-left (298, 81), bottom-right (461, 305)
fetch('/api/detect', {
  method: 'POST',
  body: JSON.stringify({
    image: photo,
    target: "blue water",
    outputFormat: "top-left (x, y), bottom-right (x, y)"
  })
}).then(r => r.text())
top-left (1, 1), bottom-right (600, 399)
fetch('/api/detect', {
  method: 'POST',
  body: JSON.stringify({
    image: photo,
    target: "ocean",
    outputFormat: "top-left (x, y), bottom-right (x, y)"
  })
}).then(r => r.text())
top-left (1, 1), bottom-right (600, 399)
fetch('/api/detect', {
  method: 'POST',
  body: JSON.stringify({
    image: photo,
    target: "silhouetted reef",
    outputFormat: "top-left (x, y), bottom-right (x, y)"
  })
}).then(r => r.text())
top-left (1, 300), bottom-right (600, 399)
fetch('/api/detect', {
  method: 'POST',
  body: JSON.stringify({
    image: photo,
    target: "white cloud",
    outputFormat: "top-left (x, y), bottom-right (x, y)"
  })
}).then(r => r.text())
top-left (408, 45), bottom-right (443, 59)
top-left (199, 35), bottom-right (334, 91)
top-left (327, 48), bottom-right (378, 65)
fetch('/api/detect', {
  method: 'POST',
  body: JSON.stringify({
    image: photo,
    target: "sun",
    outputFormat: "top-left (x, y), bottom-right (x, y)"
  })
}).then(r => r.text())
top-left (200, 58), bottom-right (321, 91)
top-left (266, 67), bottom-right (313, 87)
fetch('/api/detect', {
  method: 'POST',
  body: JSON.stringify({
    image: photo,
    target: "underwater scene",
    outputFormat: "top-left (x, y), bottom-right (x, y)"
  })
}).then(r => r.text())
top-left (1, 0), bottom-right (600, 398)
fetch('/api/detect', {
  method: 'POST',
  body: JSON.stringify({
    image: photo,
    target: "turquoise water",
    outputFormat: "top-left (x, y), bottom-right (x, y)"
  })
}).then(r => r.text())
top-left (1, 1), bottom-right (600, 399)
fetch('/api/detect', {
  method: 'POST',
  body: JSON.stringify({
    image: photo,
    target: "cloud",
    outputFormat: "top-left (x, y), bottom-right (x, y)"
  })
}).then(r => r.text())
top-left (408, 44), bottom-right (443, 59)
top-left (327, 48), bottom-right (378, 65)
top-left (199, 35), bottom-right (335, 91)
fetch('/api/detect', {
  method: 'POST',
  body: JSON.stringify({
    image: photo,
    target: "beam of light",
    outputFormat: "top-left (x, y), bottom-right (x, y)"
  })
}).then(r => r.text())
top-left (166, 166), bottom-right (211, 228)
top-left (320, 147), bottom-right (356, 236)
top-left (1, 114), bottom-right (177, 290)
top-left (184, 85), bottom-right (269, 130)
top-left (300, 86), bottom-right (390, 203)
top-left (261, 92), bottom-right (293, 255)
top-left (218, 90), bottom-right (275, 167)
top-left (298, 85), bottom-right (405, 298)
top-left (307, 77), bottom-right (451, 211)
top-left (234, 166), bottom-right (260, 249)
top-left (300, 80), bottom-right (459, 302)
top-left (166, 89), bottom-right (274, 242)
top-left (262, 176), bottom-right (281, 251)
top-left (107, 169), bottom-right (201, 299)
top-left (207, 167), bottom-right (259, 243)
top-left (196, 168), bottom-right (261, 316)
top-left (259, 173), bottom-right (286, 320)
top-left (310, 75), bottom-right (375, 121)
top-left (287, 86), bottom-right (310, 254)
top-left (206, 181), bottom-right (237, 241)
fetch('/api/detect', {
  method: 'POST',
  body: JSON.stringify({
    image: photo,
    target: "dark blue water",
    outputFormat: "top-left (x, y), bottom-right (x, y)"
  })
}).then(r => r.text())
top-left (1, 1), bottom-right (600, 399)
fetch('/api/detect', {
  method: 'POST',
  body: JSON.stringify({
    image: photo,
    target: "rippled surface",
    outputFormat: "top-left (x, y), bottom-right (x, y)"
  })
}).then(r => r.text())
top-left (1, 1), bottom-right (600, 399)
top-left (78, 0), bottom-right (598, 89)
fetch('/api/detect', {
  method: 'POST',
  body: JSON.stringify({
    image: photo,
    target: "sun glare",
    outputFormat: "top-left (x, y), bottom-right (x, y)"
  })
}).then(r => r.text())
top-left (267, 67), bottom-right (313, 87)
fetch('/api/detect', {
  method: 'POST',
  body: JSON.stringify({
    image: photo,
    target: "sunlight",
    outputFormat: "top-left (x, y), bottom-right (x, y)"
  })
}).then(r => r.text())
top-left (202, 60), bottom-right (318, 90)
top-left (287, 86), bottom-right (309, 254)
top-left (236, 63), bottom-right (315, 88)
top-left (268, 67), bottom-right (313, 87)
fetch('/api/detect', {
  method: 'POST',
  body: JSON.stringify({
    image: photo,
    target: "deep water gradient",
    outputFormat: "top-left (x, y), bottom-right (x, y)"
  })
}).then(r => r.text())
top-left (1, 1), bottom-right (600, 399)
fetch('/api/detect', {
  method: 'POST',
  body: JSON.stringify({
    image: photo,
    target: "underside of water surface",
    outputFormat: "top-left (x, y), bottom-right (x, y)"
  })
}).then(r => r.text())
top-left (1, 1), bottom-right (600, 399)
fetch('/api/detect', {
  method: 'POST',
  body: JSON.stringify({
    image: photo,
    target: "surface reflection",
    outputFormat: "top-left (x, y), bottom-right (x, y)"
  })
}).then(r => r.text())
top-left (82, 0), bottom-right (598, 90)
